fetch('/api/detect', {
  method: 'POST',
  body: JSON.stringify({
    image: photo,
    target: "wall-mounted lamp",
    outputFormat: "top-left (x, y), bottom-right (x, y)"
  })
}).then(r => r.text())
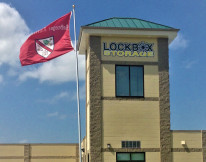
top-left (181, 141), bottom-right (186, 145)
top-left (107, 144), bottom-right (111, 148)
top-left (81, 148), bottom-right (85, 152)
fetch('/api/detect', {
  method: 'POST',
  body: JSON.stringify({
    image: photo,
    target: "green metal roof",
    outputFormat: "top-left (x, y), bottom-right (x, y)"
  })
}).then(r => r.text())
top-left (85, 17), bottom-right (174, 29)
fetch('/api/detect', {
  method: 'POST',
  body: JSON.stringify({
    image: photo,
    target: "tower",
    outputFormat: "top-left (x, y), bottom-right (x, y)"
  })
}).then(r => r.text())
top-left (78, 17), bottom-right (178, 162)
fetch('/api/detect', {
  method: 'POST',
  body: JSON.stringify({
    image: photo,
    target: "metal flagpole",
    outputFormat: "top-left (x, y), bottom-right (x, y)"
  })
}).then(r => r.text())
top-left (72, 5), bottom-right (82, 162)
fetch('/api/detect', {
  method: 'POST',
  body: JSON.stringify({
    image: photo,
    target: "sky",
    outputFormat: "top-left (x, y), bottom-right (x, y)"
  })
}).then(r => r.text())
top-left (0, 0), bottom-right (205, 143)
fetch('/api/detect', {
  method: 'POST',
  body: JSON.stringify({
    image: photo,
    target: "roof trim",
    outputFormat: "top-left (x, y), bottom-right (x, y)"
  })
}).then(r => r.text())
top-left (171, 130), bottom-right (202, 133)
top-left (81, 26), bottom-right (180, 32)
top-left (86, 17), bottom-right (175, 29)
top-left (0, 143), bottom-right (78, 145)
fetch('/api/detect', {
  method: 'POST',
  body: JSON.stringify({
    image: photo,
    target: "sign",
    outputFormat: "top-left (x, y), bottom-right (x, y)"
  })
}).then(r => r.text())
top-left (103, 42), bottom-right (154, 57)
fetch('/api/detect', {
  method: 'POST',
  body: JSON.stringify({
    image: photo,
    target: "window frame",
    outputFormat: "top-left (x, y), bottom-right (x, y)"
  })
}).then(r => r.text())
top-left (116, 152), bottom-right (145, 162)
top-left (115, 65), bottom-right (144, 98)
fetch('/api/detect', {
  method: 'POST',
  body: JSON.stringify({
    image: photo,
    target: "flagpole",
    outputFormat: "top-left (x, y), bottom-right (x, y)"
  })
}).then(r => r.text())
top-left (73, 5), bottom-right (82, 162)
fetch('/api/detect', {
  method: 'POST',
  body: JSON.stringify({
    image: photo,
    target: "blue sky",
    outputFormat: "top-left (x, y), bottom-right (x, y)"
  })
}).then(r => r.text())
top-left (0, 0), bottom-right (205, 143)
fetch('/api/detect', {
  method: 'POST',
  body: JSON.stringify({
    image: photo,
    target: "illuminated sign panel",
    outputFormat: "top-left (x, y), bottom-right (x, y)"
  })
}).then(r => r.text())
top-left (103, 42), bottom-right (154, 57)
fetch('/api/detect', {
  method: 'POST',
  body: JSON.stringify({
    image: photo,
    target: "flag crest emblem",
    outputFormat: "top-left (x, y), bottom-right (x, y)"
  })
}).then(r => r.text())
top-left (36, 37), bottom-right (54, 58)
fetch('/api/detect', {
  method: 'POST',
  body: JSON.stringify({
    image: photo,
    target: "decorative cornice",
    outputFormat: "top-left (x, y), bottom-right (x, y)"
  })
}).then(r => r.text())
top-left (102, 97), bottom-right (159, 101)
top-left (102, 148), bottom-right (160, 152)
top-left (0, 156), bottom-right (24, 159)
top-left (30, 156), bottom-right (78, 159)
top-left (171, 148), bottom-right (202, 152)
top-left (102, 148), bottom-right (203, 153)
top-left (101, 60), bottom-right (158, 66)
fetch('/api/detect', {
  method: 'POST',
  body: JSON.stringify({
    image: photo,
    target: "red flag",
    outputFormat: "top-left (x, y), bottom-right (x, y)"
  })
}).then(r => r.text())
top-left (20, 12), bottom-right (74, 66)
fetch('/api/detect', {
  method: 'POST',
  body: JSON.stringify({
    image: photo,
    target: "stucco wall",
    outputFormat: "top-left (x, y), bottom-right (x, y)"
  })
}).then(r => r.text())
top-left (0, 144), bottom-right (78, 162)
top-left (102, 100), bottom-right (160, 149)
top-left (171, 131), bottom-right (203, 162)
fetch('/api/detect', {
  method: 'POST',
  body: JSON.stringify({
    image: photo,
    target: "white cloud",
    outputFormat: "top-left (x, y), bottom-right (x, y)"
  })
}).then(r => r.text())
top-left (55, 91), bottom-right (70, 100)
top-left (47, 112), bottom-right (59, 117)
top-left (18, 52), bottom-right (85, 83)
top-left (0, 3), bottom-right (30, 67)
top-left (38, 85), bottom-right (85, 104)
top-left (38, 91), bottom-right (70, 104)
top-left (169, 34), bottom-right (188, 50)
top-left (47, 112), bottom-right (67, 120)
top-left (59, 114), bottom-right (67, 120)
top-left (19, 139), bottom-right (28, 143)
top-left (183, 59), bottom-right (198, 69)
top-left (7, 68), bottom-right (18, 77)
top-left (0, 75), bottom-right (3, 83)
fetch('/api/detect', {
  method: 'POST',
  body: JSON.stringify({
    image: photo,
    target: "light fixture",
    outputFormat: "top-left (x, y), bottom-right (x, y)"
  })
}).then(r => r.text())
top-left (107, 144), bottom-right (111, 148)
top-left (181, 141), bottom-right (186, 145)
top-left (81, 148), bottom-right (85, 152)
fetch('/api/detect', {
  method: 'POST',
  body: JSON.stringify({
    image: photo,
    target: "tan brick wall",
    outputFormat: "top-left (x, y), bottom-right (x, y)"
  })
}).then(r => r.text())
top-left (86, 102), bottom-right (90, 152)
top-left (31, 145), bottom-right (77, 156)
top-left (172, 152), bottom-right (203, 162)
top-left (102, 152), bottom-right (116, 162)
top-left (0, 160), bottom-right (24, 162)
top-left (86, 57), bottom-right (90, 152)
top-left (0, 145), bottom-right (24, 156)
top-left (172, 131), bottom-right (202, 148)
top-left (86, 49), bottom-right (90, 104)
top-left (0, 144), bottom-right (78, 162)
top-left (102, 64), bottom-right (115, 97)
top-left (144, 65), bottom-right (159, 98)
top-left (30, 160), bottom-right (76, 162)
top-left (146, 152), bottom-right (161, 162)
top-left (102, 100), bottom-right (160, 149)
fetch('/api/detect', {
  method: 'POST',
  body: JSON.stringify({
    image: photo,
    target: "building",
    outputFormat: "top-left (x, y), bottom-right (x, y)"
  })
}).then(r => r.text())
top-left (78, 17), bottom-right (206, 162)
top-left (0, 143), bottom-right (79, 162)
top-left (0, 17), bottom-right (205, 162)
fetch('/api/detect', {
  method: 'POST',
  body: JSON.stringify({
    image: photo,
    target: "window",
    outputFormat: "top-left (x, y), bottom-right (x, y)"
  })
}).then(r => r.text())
top-left (117, 152), bottom-right (145, 162)
top-left (116, 65), bottom-right (144, 97)
top-left (122, 141), bottom-right (141, 148)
